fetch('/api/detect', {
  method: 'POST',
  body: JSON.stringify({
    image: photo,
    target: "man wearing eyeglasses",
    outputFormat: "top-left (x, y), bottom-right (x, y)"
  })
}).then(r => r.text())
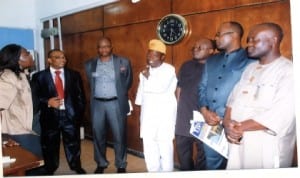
top-left (32, 49), bottom-right (86, 175)
top-left (175, 38), bottom-right (215, 171)
top-left (198, 21), bottom-right (255, 169)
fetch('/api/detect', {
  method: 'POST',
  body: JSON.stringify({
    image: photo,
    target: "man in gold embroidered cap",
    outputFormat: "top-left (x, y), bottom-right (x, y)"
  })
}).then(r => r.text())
top-left (148, 39), bottom-right (166, 54)
top-left (135, 39), bottom-right (178, 172)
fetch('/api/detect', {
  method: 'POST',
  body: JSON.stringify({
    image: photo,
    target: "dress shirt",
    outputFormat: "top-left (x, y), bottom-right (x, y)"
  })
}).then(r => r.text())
top-left (50, 67), bottom-right (65, 109)
top-left (94, 57), bottom-right (117, 98)
top-left (198, 48), bottom-right (254, 118)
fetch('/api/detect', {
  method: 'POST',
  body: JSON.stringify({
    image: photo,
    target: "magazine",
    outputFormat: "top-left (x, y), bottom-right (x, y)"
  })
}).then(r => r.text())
top-left (189, 111), bottom-right (229, 159)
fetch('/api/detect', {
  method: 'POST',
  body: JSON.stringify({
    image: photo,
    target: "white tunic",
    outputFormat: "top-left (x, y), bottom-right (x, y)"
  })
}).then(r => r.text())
top-left (226, 56), bottom-right (296, 169)
top-left (135, 63), bottom-right (177, 140)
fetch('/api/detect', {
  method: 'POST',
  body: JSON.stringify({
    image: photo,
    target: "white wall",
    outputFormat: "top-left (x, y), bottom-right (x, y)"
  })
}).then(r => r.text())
top-left (0, 0), bottom-right (37, 29)
top-left (0, 0), bottom-right (116, 69)
top-left (0, 0), bottom-right (117, 28)
top-left (36, 0), bottom-right (117, 20)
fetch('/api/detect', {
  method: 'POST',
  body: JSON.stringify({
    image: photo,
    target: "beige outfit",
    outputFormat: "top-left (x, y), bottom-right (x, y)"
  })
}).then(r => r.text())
top-left (226, 57), bottom-right (296, 169)
top-left (0, 69), bottom-right (34, 135)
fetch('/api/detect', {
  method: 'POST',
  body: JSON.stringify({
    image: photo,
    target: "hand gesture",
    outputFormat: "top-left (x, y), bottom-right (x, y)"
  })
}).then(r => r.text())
top-left (142, 66), bottom-right (150, 79)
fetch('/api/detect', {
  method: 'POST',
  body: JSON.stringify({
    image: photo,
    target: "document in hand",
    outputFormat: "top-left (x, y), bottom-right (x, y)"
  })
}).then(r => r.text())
top-left (190, 110), bottom-right (229, 159)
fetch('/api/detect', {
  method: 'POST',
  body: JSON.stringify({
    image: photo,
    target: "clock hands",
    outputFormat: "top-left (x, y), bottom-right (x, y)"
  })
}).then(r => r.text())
top-left (170, 28), bottom-right (175, 37)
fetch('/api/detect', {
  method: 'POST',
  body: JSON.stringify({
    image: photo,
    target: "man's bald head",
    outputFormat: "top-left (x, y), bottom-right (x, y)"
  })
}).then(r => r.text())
top-left (255, 22), bottom-right (284, 43)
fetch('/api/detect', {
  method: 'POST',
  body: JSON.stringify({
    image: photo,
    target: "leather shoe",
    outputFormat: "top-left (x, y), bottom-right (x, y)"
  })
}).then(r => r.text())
top-left (117, 168), bottom-right (126, 173)
top-left (94, 167), bottom-right (105, 174)
top-left (75, 167), bottom-right (86, 174)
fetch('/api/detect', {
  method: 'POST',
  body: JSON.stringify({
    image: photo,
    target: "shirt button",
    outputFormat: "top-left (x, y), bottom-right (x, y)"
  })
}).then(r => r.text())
top-left (215, 88), bottom-right (218, 91)
top-left (212, 100), bottom-right (216, 103)
top-left (222, 64), bottom-right (226, 68)
top-left (218, 76), bottom-right (222, 79)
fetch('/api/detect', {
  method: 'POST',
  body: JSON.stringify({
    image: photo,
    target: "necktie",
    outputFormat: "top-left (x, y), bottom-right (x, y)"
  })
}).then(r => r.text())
top-left (55, 70), bottom-right (64, 99)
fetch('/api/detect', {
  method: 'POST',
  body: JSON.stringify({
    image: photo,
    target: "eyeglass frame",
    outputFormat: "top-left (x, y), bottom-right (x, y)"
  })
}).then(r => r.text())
top-left (191, 46), bottom-right (213, 51)
top-left (215, 31), bottom-right (235, 38)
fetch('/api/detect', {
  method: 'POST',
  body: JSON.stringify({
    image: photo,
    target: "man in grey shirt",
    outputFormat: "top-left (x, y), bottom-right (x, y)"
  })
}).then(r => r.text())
top-left (85, 37), bottom-right (133, 174)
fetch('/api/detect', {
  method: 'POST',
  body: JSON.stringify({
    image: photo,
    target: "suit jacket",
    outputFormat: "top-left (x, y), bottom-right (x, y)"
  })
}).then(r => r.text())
top-left (85, 54), bottom-right (133, 118)
top-left (31, 67), bottom-right (86, 129)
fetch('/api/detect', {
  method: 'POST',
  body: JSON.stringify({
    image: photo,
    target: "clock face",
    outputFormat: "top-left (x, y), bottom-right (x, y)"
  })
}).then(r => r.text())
top-left (157, 14), bottom-right (188, 45)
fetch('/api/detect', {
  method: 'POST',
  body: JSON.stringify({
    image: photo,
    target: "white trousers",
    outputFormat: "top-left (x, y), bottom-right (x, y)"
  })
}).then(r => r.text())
top-left (143, 138), bottom-right (174, 172)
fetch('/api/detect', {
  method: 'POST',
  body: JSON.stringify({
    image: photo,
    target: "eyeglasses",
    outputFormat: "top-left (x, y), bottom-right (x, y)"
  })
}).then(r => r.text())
top-left (215, 31), bottom-right (235, 38)
top-left (98, 45), bottom-right (112, 49)
top-left (191, 47), bottom-right (212, 51)
top-left (50, 55), bottom-right (65, 59)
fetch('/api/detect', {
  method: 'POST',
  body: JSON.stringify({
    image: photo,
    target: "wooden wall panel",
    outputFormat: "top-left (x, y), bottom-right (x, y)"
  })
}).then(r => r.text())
top-left (173, 1), bottom-right (291, 71)
top-left (173, 0), bottom-right (280, 14)
top-left (61, 7), bottom-right (103, 35)
top-left (62, 31), bottom-right (103, 137)
top-left (104, 0), bottom-right (171, 27)
top-left (78, 31), bottom-right (103, 137)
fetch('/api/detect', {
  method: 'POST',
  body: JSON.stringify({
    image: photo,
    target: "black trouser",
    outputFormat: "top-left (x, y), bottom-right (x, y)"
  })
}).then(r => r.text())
top-left (41, 111), bottom-right (82, 174)
top-left (175, 135), bottom-right (206, 170)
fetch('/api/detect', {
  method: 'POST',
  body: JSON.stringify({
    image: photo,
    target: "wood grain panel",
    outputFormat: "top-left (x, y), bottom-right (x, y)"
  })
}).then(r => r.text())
top-left (173, 1), bottom-right (291, 72)
top-left (173, 0), bottom-right (282, 15)
top-left (62, 31), bottom-right (103, 137)
top-left (103, 0), bottom-right (171, 27)
top-left (61, 7), bottom-right (103, 35)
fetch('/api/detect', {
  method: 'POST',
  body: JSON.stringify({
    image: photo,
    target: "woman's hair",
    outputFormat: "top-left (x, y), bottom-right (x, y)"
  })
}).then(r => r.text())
top-left (0, 44), bottom-right (23, 78)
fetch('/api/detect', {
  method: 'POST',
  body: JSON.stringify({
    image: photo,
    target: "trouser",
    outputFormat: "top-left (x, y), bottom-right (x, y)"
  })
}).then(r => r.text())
top-left (175, 135), bottom-right (206, 170)
top-left (92, 99), bottom-right (127, 169)
top-left (41, 111), bottom-right (82, 174)
top-left (203, 143), bottom-right (227, 169)
top-left (143, 137), bottom-right (174, 172)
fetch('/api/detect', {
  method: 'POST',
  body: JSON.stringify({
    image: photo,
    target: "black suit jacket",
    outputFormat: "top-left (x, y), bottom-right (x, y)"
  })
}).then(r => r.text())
top-left (31, 67), bottom-right (85, 129)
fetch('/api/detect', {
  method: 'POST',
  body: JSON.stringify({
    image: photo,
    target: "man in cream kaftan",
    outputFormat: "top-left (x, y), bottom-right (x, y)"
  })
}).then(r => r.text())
top-left (224, 23), bottom-right (296, 169)
top-left (226, 57), bottom-right (295, 169)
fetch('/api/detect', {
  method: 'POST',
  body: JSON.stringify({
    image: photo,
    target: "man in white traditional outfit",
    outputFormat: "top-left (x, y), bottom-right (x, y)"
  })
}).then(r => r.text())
top-left (223, 22), bottom-right (296, 169)
top-left (135, 39), bottom-right (177, 172)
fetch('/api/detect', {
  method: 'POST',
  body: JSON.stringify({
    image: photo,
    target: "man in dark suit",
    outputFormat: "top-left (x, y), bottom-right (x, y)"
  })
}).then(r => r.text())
top-left (85, 37), bottom-right (133, 173)
top-left (31, 49), bottom-right (86, 175)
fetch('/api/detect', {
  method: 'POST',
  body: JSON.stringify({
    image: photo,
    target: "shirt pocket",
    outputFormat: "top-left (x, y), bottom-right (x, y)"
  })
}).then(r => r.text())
top-left (254, 84), bottom-right (276, 109)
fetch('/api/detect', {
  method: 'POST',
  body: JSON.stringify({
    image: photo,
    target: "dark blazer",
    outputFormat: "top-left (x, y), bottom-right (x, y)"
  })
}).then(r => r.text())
top-left (85, 54), bottom-right (133, 118)
top-left (31, 67), bottom-right (85, 129)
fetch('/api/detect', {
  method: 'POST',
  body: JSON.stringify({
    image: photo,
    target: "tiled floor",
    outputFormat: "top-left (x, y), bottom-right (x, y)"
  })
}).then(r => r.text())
top-left (54, 139), bottom-right (147, 175)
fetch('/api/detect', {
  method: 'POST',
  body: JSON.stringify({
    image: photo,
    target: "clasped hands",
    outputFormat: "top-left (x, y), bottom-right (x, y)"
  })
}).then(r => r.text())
top-left (223, 119), bottom-right (243, 145)
top-left (202, 108), bottom-right (243, 145)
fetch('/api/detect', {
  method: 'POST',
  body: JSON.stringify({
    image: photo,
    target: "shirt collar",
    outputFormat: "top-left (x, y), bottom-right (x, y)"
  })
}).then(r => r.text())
top-left (50, 67), bottom-right (64, 74)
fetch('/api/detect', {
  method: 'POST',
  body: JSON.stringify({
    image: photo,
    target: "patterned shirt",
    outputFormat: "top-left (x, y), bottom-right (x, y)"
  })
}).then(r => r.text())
top-left (94, 57), bottom-right (117, 98)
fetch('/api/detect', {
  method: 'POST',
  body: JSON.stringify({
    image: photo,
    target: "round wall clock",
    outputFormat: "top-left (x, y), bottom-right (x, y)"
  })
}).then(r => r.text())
top-left (157, 14), bottom-right (188, 45)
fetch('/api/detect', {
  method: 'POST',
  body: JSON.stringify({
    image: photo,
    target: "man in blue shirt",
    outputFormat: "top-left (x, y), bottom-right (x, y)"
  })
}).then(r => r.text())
top-left (198, 21), bottom-right (254, 169)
